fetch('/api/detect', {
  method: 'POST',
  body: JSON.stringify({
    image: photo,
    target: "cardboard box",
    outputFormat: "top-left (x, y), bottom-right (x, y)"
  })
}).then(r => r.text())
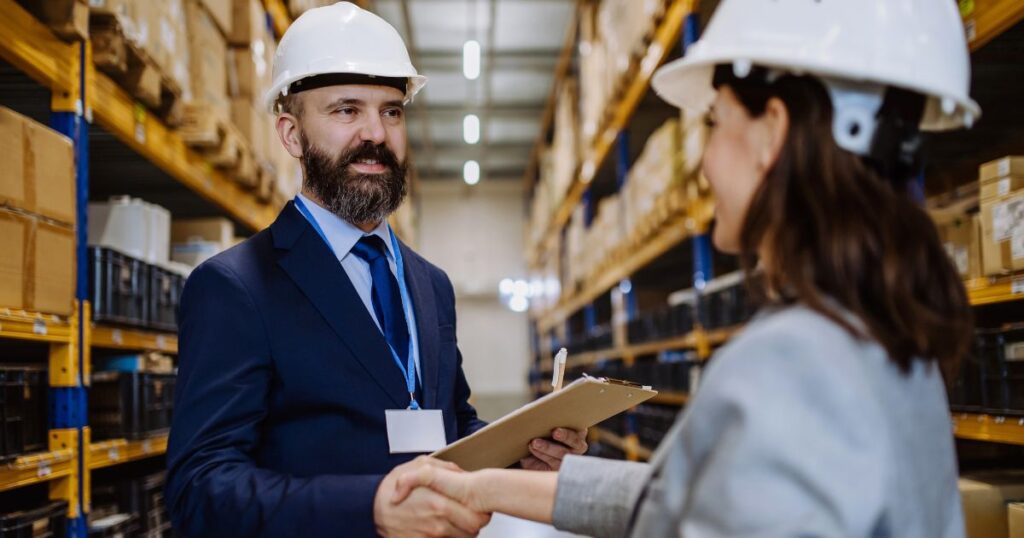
top-left (940, 214), bottom-right (983, 279)
top-left (186, 0), bottom-right (229, 118)
top-left (0, 208), bottom-right (74, 315)
top-left (171, 217), bottom-right (234, 248)
top-left (21, 0), bottom-right (90, 41)
top-left (0, 209), bottom-right (27, 309)
top-left (231, 99), bottom-right (266, 158)
top-left (981, 175), bottom-right (1024, 201)
top-left (228, 0), bottom-right (264, 46)
top-left (198, 0), bottom-right (232, 37)
top-left (32, 218), bottom-right (75, 316)
top-left (961, 472), bottom-right (1024, 538)
top-left (227, 41), bottom-right (272, 100)
top-left (980, 192), bottom-right (1024, 276)
top-left (1011, 502), bottom-right (1024, 538)
top-left (981, 156), bottom-right (1024, 183)
top-left (0, 107), bottom-right (76, 226)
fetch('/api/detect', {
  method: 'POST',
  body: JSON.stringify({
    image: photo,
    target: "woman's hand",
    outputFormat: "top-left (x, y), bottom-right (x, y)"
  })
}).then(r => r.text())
top-left (391, 464), bottom-right (488, 513)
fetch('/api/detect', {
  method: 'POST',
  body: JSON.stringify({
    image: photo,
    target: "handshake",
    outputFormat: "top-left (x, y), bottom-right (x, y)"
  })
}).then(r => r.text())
top-left (373, 428), bottom-right (587, 537)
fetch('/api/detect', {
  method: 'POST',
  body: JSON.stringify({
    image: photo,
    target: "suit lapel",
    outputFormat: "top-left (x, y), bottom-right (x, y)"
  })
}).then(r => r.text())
top-left (272, 203), bottom-right (407, 408)
top-left (399, 244), bottom-right (441, 409)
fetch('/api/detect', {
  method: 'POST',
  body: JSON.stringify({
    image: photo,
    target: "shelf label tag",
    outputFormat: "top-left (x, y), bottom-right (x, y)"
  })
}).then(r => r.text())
top-left (33, 320), bottom-right (47, 336)
top-left (156, 335), bottom-right (167, 349)
top-left (1012, 278), bottom-right (1024, 296)
top-left (142, 440), bottom-right (152, 453)
top-left (112, 329), bottom-right (123, 345)
top-left (37, 461), bottom-right (51, 477)
top-left (109, 448), bottom-right (120, 461)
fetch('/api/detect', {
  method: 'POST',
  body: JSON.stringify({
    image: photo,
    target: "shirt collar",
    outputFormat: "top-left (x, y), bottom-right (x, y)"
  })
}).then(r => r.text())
top-left (296, 193), bottom-right (395, 261)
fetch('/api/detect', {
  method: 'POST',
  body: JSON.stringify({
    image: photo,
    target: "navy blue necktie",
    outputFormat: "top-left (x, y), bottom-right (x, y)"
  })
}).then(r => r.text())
top-left (350, 235), bottom-right (412, 371)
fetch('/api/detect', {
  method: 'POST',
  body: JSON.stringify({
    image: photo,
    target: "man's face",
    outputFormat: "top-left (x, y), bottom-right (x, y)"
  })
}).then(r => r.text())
top-left (287, 84), bottom-right (409, 225)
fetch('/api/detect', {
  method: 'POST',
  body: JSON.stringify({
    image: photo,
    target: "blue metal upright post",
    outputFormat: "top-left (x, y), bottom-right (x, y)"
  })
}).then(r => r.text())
top-left (614, 131), bottom-right (638, 321)
top-left (48, 40), bottom-right (89, 538)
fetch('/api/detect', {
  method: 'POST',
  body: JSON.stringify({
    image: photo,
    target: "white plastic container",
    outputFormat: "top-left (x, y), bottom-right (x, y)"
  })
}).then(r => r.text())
top-left (145, 201), bottom-right (170, 265)
top-left (88, 196), bottom-right (149, 260)
top-left (171, 240), bottom-right (222, 269)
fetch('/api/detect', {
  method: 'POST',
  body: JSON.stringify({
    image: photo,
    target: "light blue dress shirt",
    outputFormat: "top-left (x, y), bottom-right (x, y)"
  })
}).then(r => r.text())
top-left (296, 193), bottom-right (421, 380)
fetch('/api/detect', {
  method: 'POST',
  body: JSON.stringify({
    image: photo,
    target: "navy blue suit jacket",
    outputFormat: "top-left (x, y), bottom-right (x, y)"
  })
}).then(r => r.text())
top-left (166, 202), bottom-right (487, 537)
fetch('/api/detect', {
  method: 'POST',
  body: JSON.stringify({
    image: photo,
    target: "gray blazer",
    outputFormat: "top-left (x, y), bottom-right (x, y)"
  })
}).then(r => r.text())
top-left (551, 305), bottom-right (964, 538)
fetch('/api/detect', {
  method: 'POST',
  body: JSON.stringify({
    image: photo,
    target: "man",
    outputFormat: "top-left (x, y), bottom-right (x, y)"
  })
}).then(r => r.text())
top-left (165, 3), bottom-right (586, 537)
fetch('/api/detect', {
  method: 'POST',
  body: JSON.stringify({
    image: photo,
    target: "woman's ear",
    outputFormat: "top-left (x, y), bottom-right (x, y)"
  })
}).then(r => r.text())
top-left (276, 113), bottom-right (304, 159)
top-left (758, 96), bottom-right (790, 171)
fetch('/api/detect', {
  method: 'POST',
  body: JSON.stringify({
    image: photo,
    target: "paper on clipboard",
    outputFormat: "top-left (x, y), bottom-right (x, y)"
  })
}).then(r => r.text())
top-left (432, 377), bottom-right (657, 471)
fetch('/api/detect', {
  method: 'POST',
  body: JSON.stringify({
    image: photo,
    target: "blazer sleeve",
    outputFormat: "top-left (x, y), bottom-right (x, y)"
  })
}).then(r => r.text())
top-left (552, 456), bottom-right (654, 537)
top-left (166, 260), bottom-right (385, 538)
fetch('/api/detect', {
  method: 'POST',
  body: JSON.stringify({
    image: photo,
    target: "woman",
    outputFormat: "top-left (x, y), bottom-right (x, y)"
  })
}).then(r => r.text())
top-left (392, 1), bottom-right (978, 536)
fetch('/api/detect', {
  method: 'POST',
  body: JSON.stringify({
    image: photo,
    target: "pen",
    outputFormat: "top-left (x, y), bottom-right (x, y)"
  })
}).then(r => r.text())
top-left (552, 348), bottom-right (568, 391)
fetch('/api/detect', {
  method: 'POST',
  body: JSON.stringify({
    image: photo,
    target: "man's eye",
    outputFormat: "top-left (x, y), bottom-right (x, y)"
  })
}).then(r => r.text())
top-left (384, 109), bottom-right (403, 118)
top-left (336, 107), bottom-right (357, 116)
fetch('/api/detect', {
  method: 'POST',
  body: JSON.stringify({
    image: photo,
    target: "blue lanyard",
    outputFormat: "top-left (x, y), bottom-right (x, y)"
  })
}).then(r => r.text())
top-left (293, 197), bottom-right (421, 410)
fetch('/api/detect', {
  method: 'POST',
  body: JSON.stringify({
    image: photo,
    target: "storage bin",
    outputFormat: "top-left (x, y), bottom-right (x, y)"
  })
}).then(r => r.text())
top-left (90, 371), bottom-right (176, 441)
top-left (0, 365), bottom-right (47, 462)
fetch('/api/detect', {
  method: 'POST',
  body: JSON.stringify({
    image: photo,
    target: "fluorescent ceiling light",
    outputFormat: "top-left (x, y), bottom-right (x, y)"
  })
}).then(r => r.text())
top-left (464, 160), bottom-right (480, 185)
top-left (463, 40), bottom-right (481, 80)
top-left (463, 114), bottom-right (480, 144)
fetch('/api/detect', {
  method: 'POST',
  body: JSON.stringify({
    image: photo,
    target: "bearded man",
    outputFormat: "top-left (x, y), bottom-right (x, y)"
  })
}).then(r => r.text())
top-left (164, 4), bottom-right (587, 538)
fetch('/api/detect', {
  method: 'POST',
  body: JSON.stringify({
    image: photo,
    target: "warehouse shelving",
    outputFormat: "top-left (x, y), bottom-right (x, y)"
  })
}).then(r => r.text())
top-left (0, 448), bottom-right (75, 493)
top-left (964, 273), bottom-right (1024, 306)
top-left (90, 71), bottom-right (278, 232)
top-left (952, 413), bottom-right (1024, 446)
top-left (526, 0), bottom-right (697, 267)
top-left (0, 309), bottom-right (73, 345)
top-left (91, 325), bottom-right (179, 354)
top-left (591, 428), bottom-right (652, 462)
top-left (961, 0), bottom-right (1024, 51)
top-left (88, 435), bottom-right (169, 471)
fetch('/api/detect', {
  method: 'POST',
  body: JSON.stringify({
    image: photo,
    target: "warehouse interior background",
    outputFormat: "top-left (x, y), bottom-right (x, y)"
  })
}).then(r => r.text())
top-left (1, 0), bottom-right (1024, 536)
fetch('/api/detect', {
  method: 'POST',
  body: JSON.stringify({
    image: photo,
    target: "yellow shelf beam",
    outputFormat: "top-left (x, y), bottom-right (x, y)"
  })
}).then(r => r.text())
top-left (91, 325), bottom-right (178, 354)
top-left (263, 0), bottom-right (291, 39)
top-left (962, 0), bottom-right (1024, 51)
top-left (650, 391), bottom-right (688, 406)
top-left (91, 72), bottom-right (278, 233)
top-left (0, 0), bottom-right (78, 103)
top-left (89, 435), bottom-right (169, 470)
top-left (591, 428), bottom-right (651, 462)
top-left (952, 413), bottom-right (1024, 446)
top-left (0, 308), bottom-right (72, 344)
top-left (528, 0), bottom-right (695, 266)
top-left (965, 274), bottom-right (1024, 306)
top-left (0, 449), bottom-right (74, 493)
top-left (540, 325), bottom-right (741, 374)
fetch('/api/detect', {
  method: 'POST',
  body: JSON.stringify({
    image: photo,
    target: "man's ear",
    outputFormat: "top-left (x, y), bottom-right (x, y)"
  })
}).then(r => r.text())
top-left (276, 113), bottom-right (304, 159)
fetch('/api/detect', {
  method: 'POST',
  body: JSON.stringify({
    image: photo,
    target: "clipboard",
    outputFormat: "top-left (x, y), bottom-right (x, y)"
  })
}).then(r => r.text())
top-left (432, 377), bottom-right (657, 471)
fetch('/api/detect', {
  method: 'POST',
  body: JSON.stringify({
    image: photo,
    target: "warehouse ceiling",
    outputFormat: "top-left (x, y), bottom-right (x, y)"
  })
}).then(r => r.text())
top-left (372, 0), bottom-right (575, 182)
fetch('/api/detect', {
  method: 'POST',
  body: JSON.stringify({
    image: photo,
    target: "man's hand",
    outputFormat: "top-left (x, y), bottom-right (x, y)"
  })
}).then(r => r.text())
top-left (373, 456), bottom-right (491, 537)
top-left (519, 428), bottom-right (588, 471)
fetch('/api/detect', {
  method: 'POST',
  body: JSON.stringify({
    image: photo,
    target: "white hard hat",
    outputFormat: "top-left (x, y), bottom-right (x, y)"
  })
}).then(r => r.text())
top-left (652, 0), bottom-right (980, 135)
top-left (264, 2), bottom-right (427, 113)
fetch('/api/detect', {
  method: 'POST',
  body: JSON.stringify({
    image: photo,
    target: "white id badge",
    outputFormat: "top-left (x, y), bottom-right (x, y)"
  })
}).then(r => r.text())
top-left (385, 409), bottom-right (447, 453)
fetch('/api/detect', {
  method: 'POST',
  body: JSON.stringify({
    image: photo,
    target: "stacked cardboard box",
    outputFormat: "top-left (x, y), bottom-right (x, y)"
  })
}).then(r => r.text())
top-left (228, 0), bottom-right (274, 158)
top-left (622, 119), bottom-right (682, 236)
top-left (960, 471), bottom-right (1024, 538)
top-left (287, 0), bottom-right (333, 18)
top-left (578, 3), bottom-right (609, 146)
top-left (979, 157), bottom-right (1024, 275)
top-left (1011, 503), bottom-right (1024, 538)
top-left (579, 195), bottom-right (624, 282)
top-left (185, 0), bottom-right (230, 121)
top-left (0, 107), bottom-right (76, 316)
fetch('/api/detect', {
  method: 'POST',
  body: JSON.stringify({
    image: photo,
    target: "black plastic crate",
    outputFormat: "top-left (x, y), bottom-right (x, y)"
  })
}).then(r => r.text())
top-left (0, 500), bottom-right (67, 538)
top-left (88, 513), bottom-right (140, 537)
top-left (90, 371), bottom-right (176, 441)
top-left (0, 366), bottom-right (48, 462)
top-left (147, 267), bottom-right (184, 333)
top-left (118, 472), bottom-right (169, 536)
top-left (975, 327), bottom-right (1024, 416)
top-left (89, 247), bottom-right (150, 328)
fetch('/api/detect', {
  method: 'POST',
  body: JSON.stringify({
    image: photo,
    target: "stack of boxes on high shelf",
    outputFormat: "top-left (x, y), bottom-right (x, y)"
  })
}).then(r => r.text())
top-left (936, 156), bottom-right (1024, 416)
top-left (529, 0), bottom-right (710, 313)
top-left (85, 0), bottom-right (301, 205)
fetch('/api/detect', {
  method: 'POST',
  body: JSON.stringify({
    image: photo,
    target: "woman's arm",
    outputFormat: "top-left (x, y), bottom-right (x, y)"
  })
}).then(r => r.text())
top-left (392, 455), bottom-right (652, 537)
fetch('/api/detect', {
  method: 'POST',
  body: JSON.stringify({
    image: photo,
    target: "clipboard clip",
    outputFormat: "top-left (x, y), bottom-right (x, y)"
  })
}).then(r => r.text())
top-left (583, 373), bottom-right (649, 390)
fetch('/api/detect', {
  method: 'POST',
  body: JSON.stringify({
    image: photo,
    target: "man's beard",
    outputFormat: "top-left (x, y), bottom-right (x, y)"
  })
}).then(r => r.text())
top-left (300, 133), bottom-right (408, 225)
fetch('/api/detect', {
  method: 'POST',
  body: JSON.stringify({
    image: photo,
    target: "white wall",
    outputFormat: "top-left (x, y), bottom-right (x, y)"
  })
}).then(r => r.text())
top-left (417, 180), bottom-right (531, 418)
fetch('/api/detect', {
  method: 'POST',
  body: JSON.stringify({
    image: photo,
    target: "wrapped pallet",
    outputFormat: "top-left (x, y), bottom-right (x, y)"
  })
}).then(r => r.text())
top-left (979, 157), bottom-right (1024, 275)
top-left (227, 0), bottom-right (274, 158)
top-left (550, 80), bottom-right (580, 204)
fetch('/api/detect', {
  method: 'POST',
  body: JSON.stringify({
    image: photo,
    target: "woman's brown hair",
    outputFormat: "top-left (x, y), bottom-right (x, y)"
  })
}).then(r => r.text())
top-left (717, 67), bottom-right (973, 377)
